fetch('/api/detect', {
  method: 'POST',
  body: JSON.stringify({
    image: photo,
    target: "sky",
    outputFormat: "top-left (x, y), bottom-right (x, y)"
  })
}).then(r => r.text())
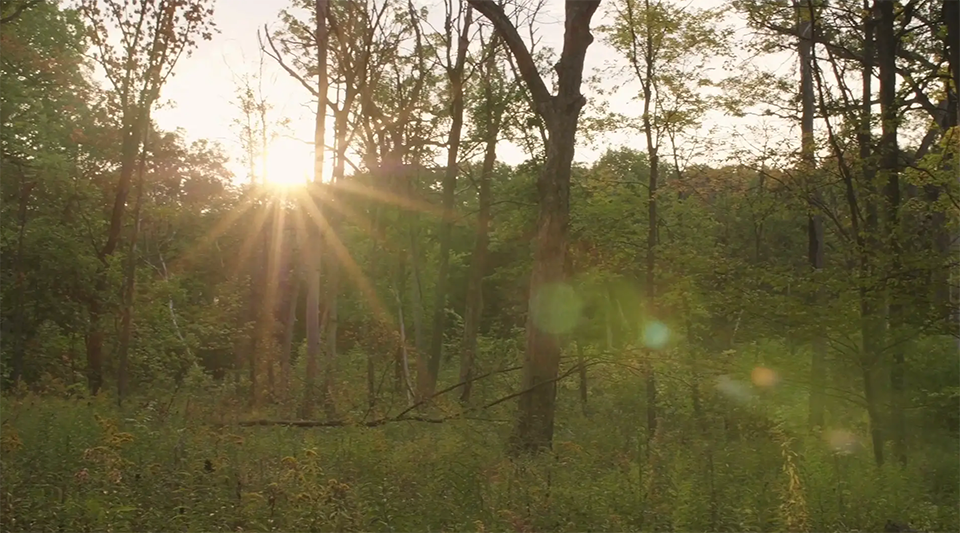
top-left (149, 0), bottom-right (797, 186)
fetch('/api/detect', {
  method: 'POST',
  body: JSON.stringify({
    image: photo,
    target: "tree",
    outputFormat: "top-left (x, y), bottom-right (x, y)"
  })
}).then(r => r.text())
top-left (602, 0), bottom-right (732, 444)
top-left (0, 0), bottom-right (43, 25)
top-left (0, 1), bottom-right (99, 387)
top-left (459, 30), bottom-right (513, 402)
top-left (423, 0), bottom-right (473, 399)
top-left (795, 0), bottom-right (827, 430)
top-left (80, 0), bottom-right (215, 396)
top-left (468, 0), bottom-right (602, 453)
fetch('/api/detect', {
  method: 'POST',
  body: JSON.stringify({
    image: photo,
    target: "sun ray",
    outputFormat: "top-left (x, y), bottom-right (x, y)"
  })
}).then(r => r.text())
top-left (317, 189), bottom-right (403, 257)
top-left (230, 195), bottom-right (275, 280)
top-left (170, 193), bottom-right (258, 274)
top-left (296, 191), bottom-right (392, 325)
top-left (262, 197), bottom-right (286, 344)
top-left (332, 179), bottom-right (452, 221)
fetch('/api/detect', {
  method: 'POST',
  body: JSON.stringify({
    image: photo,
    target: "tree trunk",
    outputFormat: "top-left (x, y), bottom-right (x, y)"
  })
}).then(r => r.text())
top-left (797, 0), bottom-right (827, 430)
top-left (459, 35), bottom-right (500, 403)
top-left (946, 0), bottom-right (960, 130)
top-left (576, 340), bottom-right (588, 413)
top-left (469, 0), bottom-right (600, 454)
top-left (641, 0), bottom-right (659, 441)
top-left (513, 115), bottom-right (578, 453)
top-left (280, 262), bottom-right (299, 403)
top-left (368, 202), bottom-right (385, 408)
top-left (247, 209), bottom-right (266, 407)
top-left (408, 196), bottom-right (426, 397)
top-left (458, 136), bottom-right (496, 403)
top-left (858, 6), bottom-right (885, 468)
top-left (263, 199), bottom-right (283, 401)
top-left (322, 138), bottom-right (346, 420)
top-left (86, 108), bottom-right (144, 395)
top-left (877, 0), bottom-right (905, 467)
top-left (10, 174), bottom-right (35, 386)
top-left (396, 288), bottom-right (415, 405)
top-left (117, 117), bottom-right (152, 406)
top-left (426, 5), bottom-right (473, 398)
top-left (302, 0), bottom-right (329, 419)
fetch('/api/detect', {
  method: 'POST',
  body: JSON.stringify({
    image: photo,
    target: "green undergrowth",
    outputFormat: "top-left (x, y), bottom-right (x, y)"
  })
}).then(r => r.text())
top-left (1, 385), bottom-right (956, 533)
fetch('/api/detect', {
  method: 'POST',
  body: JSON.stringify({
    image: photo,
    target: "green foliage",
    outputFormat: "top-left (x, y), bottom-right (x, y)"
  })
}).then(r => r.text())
top-left (3, 353), bottom-right (957, 533)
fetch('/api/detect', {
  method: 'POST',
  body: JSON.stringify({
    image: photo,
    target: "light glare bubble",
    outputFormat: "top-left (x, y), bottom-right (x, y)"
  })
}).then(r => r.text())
top-left (824, 429), bottom-right (860, 455)
top-left (642, 320), bottom-right (670, 349)
top-left (715, 375), bottom-right (755, 404)
top-left (750, 366), bottom-right (779, 389)
top-left (530, 283), bottom-right (583, 335)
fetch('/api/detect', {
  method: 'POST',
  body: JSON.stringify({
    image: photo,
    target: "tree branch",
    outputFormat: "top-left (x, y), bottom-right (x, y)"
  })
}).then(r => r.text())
top-left (467, 0), bottom-right (552, 110)
top-left (0, 0), bottom-right (41, 25)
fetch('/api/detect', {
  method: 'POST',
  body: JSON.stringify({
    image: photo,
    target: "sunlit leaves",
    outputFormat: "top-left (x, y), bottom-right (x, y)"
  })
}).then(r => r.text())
top-left (79, 0), bottom-right (217, 118)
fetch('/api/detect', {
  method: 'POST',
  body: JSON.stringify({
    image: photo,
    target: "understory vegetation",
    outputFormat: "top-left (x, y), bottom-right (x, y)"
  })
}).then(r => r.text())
top-left (3, 350), bottom-right (958, 533)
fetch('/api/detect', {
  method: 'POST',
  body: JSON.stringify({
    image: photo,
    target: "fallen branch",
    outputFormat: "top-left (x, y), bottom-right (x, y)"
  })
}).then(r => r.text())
top-left (232, 361), bottom-right (599, 429)
top-left (237, 414), bottom-right (446, 428)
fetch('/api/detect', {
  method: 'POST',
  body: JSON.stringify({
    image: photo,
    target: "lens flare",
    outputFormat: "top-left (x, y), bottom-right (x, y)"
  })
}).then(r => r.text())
top-left (642, 321), bottom-right (670, 349)
top-left (530, 283), bottom-right (583, 335)
top-left (824, 429), bottom-right (860, 455)
top-left (750, 366), bottom-right (779, 389)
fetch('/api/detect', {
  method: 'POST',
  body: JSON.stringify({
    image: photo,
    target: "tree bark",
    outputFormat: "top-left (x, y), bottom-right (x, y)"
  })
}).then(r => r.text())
top-left (470, 0), bottom-right (601, 454)
top-left (640, 0), bottom-right (659, 442)
top-left (858, 4), bottom-right (885, 468)
top-left (796, 0), bottom-right (826, 430)
top-left (86, 107), bottom-right (143, 395)
top-left (301, 0), bottom-right (329, 419)
top-left (405, 168), bottom-right (427, 397)
top-left (280, 260), bottom-right (300, 403)
top-left (946, 0), bottom-right (960, 130)
top-left (9, 171), bottom-right (35, 386)
top-left (576, 340), bottom-right (588, 413)
top-left (459, 40), bottom-right (501, 401)
top-left (322, 114), bottom-right (348, 420)
top-left (425, 4), bottom-right (473, 398)
top-left (877, 0), bottom-right (905, 467)
top-left (117, 115), bottom-right (152, 406)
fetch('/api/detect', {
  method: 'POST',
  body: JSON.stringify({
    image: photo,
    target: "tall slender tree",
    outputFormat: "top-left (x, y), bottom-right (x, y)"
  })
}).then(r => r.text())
top-left (468, 0), bottom-right (602, 453)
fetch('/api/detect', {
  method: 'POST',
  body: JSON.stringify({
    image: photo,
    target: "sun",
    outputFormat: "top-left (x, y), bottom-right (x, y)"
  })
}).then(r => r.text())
top-left (263, 137), bottom-right (332, 189)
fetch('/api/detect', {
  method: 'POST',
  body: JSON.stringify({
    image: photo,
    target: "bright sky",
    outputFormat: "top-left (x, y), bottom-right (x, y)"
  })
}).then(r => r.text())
top-left (150, 0), bottom-right (796, 186)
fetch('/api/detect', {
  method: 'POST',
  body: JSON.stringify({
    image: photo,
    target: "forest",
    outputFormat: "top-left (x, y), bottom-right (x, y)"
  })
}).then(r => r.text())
top-left (1, 0), bottom-right (958, 531)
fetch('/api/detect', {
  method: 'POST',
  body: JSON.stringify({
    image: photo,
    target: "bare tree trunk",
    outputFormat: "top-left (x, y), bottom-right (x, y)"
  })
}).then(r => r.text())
top-left (796, 0), bottom-right (826, 430)
top-left (86, 106), bottom-right (144, 395)
top-left (280, 260), bottom-right (300, 403)
top-left (947, 0), bottom-right (960, 130)
top-left (942, 0), bottom-right (959, 323)
top-left (117, 117), bottom-right (152, 406)
top-left (857, 5), bottom-right (885, 468)
top-left (10, 172), bottom-right (35, 386)
top-left (302, 0), bottom-right (329, 419)
top-left (877, 0), bottom-right (905, 467)
top-left (322, 101), bottom-right (349, 419)
top-left (408, 198), bottom-right (426, 397)
top-left (395, 289), bottom-right (415, 405)
top-left (321, 228), bottom-right (340, 418)
top-left (264, 199), bottom-right (284, 402)
top-left (459, 33), bottom-right (502, 402)
top-left (641, 0), bottom-right (659, 442)
top-left (459, 60), bottom-right (499, 401)
top-left (247, 210), bottom-right (266, 407)
top-left (470, 0), bottom-right (600, 454)
top-left (576, 340), bottom-right (588, 413)
top-left (425, 4), bottom-right (474, 398)
top-left (367, 201), bottom-right (385, 408)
